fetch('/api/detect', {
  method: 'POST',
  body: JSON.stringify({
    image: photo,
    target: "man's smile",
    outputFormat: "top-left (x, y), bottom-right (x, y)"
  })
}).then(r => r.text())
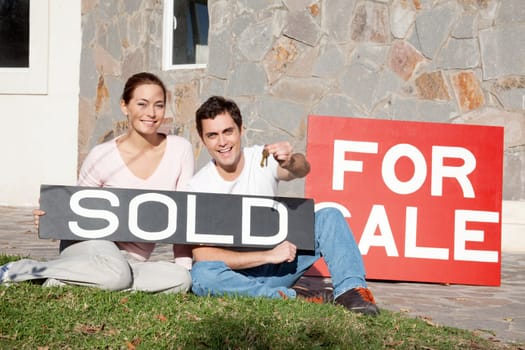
top-left (218, 147), bottom-right (233, 154)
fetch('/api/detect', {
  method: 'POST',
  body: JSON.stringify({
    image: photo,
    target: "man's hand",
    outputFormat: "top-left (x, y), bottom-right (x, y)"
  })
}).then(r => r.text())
top-left (266, 241), bottom-right (297, 264)
top-left (265, 142), bottom-right (294, 167)
top-left (32, 209), bottom-right (46, 229)
top-left (264, 142), bottom-right (310, 180)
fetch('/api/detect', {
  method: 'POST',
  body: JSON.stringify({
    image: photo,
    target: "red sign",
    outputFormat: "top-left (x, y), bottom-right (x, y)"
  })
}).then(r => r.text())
top-left (305, 116), bottom-right (503, 286)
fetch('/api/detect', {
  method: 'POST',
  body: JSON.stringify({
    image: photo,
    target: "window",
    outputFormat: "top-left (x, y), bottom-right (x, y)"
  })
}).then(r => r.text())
top-left (163, 0), bottom-right (209, 70)
top-left (0, 0), bottom-right (49, 94)
top-left (0, 0), bottom-right (29, 68)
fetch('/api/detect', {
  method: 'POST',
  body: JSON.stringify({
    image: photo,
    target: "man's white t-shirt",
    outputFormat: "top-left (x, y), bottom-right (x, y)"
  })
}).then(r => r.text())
top-left (188, 145), bottom-right (279, 196)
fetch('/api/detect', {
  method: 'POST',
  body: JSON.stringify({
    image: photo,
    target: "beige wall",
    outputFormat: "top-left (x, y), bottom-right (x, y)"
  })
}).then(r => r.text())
top-left (0, 0), bottom-right (81, 206)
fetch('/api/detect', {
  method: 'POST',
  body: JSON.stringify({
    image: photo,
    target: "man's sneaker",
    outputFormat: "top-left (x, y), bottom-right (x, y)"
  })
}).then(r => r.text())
top-left (335, 287), bottom-right (380, 316)
top-left (0, 263), bottom-right (12, 284)
top-left (292, 285), bottom-right (334, 304)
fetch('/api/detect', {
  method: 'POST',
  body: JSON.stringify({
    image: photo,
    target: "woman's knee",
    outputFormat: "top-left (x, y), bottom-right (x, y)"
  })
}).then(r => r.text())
top-left (129, 261), bottom-right (191, 293)
top-left (160, 263), bottom-right (192, 294)
top-left (93, 254), bottom-right (132, 291)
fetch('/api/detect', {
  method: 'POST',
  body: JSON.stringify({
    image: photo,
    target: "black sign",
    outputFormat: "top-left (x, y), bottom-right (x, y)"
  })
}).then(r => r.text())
top-left (38, 185), bottom-right (315, 250)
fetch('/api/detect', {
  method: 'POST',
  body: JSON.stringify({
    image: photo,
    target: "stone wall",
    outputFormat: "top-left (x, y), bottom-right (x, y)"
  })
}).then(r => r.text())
top-left (79, 0), bottom-right (525, 199)
top-left (78, 0), bottom-right (206, 169)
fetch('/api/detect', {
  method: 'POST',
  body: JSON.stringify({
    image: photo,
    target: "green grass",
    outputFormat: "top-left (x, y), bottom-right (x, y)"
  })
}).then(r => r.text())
top-left (0, 255), bottom-right (521, 350)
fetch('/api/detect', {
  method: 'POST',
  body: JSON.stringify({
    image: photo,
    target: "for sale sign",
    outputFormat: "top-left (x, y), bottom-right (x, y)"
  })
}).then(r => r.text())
top-left (305, 116), bottom-right (503, 286)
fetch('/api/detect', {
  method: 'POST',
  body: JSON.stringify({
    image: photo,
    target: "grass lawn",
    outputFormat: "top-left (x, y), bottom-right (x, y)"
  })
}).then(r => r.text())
top-left (1, 256), bottom-right (522, 350)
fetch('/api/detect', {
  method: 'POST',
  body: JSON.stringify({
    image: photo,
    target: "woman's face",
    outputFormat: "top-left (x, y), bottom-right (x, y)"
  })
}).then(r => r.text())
top-left (120, 83), bottom-right (166, 136)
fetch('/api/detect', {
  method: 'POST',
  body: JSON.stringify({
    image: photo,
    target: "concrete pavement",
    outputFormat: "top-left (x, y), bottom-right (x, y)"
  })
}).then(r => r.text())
top-left (0, 205), bottom-right (523, 345)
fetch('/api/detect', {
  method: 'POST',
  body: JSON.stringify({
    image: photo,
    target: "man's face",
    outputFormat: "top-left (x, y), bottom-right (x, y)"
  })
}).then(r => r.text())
top-left (201, 112), bottom-right (243, 175)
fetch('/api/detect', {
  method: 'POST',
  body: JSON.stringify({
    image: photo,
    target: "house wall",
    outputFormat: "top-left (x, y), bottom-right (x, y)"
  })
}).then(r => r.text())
top-left (2, 0), bottom-right (524, 210)
top-left (75, 0), bottom-right (525, 251)
top-left (79, 0), bottom-right (525, 202)
top-left (0, 0), bottom-right (81, 206)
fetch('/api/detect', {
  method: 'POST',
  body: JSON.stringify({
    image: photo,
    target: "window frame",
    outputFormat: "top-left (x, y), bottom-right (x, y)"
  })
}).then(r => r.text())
top-left (162, 0), bottom-right (208, 71)
top-left (0, 0), bottom-right (49, 95)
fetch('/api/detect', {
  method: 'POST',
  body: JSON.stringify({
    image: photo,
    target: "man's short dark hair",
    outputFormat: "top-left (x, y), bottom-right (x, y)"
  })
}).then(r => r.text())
top-left (196, 96), bottom-right (243, 138)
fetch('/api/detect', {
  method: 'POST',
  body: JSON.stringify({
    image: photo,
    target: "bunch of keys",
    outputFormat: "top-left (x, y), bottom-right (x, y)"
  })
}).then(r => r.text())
top-left (260, 148), bottom-right (269, 167)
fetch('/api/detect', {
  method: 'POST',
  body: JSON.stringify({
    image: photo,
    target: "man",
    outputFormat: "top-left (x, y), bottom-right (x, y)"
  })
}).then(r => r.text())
top-left (188, 96), bottom-right (379, 316)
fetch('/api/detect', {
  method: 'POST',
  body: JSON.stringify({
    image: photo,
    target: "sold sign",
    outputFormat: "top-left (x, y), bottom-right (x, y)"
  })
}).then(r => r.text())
top-left (38, 185), bottom-right (315, 250)
top-left (305, 116), bottom-right (503, 286)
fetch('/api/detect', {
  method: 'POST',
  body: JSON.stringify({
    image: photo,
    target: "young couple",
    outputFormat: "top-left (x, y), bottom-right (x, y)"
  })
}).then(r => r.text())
top-left (0, 73), bottom-right (379, 315)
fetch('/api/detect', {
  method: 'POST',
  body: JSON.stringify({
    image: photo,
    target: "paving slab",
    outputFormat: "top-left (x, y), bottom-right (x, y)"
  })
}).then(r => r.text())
top-left (0, 206), bottom-right (523, 345)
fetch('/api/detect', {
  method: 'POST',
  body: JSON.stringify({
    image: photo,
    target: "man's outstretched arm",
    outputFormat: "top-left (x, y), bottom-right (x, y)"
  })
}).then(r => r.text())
top-left (192, 241), bottom-right (297, 270)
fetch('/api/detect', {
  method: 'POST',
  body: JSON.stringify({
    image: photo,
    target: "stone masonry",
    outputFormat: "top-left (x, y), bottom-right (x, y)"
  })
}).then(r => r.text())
top-left (78, 0), bottom-right (525, 199)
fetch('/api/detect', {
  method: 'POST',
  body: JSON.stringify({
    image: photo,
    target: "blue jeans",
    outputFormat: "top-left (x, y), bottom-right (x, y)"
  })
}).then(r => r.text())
top-left (191, 208), bottom-right (367, 299)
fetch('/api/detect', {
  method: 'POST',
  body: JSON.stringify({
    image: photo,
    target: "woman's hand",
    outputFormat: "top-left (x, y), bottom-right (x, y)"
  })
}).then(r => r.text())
top-left (32, 209), bottom-right (46, 229)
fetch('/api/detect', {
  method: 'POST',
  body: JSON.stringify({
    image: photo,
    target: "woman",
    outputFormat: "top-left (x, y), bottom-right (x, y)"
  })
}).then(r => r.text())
top-left (0, 72), bottom-right (193, 293)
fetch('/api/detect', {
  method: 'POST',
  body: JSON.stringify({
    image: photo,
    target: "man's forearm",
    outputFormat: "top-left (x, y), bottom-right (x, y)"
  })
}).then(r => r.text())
top-left (279, 153), bottom-right (311, 180)
top-left (192, 246), bottom-right (272, 270)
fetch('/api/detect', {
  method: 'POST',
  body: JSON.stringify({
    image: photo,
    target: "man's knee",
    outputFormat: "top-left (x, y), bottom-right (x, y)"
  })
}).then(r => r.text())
top-left (191, 261), bottom-right (224, 282)
top-left (316, 207), bottom-right (343, 221)
top-left (190, 261), bottom-right (227, 296)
